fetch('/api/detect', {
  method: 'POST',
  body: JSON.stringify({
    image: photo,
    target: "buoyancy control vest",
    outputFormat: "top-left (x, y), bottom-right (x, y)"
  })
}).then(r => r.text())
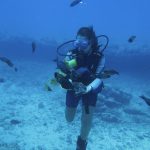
top-left (67, 49), bottom-right (103, 85)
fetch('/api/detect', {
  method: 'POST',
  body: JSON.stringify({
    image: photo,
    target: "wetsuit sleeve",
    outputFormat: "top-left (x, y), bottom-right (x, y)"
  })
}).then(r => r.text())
top-left (86, 55), bottom-right (105, 93)
top-left (86, 78), bottom-right (102, 92)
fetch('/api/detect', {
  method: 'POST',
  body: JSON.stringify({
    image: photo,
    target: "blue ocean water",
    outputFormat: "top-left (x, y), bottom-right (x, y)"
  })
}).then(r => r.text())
top-left (0, 0), bottom-right (150, 150)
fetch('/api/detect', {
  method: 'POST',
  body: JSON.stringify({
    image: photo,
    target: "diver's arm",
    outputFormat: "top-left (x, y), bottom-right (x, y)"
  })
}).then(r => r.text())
top-left (86, 78), bottom-right (102, 92)
top-left (85, 55), bottom-right (105, 93)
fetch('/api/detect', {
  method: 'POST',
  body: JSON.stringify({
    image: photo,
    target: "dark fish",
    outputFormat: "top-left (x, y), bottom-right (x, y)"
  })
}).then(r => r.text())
top-left (10, 119), bottom-right (21, 125)
top-left (139, 95), bottom-right (150, 106)
top-left (47, 86), bottom-right (52, 91)
top-left (0, 57), bottom-right (14, 67)
top-left (50, 78), bottom-right (58, 85)
top-left (128, 36), bottom-right (136, 43)
top-left (98, 69), bottom-right (119, 79)
top-left (32, 41), bottom-right (36, 53)
top-left (70, 0), bottom-right (82, 7)
top-left (45, 84), bottom-right (52, 92)
top-left (0, 57), bottom-right (18, 72)
top-left (103, 69), bottom-right (119, 75)
top-left (98, 73), bottom-right (111, 79)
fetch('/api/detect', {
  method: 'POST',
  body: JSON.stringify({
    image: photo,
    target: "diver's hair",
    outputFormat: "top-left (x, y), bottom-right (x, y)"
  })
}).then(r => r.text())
top-left (77, 26), bottom-right (98, 51)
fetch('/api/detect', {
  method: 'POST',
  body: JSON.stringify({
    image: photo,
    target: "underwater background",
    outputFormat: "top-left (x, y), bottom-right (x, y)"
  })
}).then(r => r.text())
top-left (0, 0), bottom-right (150, 149)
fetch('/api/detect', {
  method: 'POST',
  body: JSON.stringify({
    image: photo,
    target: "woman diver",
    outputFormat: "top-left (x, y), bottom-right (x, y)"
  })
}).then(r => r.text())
top-left (55, 26), bottom-right (107, 150)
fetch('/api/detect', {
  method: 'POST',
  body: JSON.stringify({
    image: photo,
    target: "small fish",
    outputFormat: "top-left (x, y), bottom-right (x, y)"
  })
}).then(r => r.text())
top-left (0, 57), bottom-right (18, 72)
top-left (10, 119), bottom-right (21, 125)
top-left (139, 95), bottom-right (150, 106)
top-left (70, 0), bottom-right (83, 7)
top-left (98, 73), bottom-right (111, 79)
top-left (32, 41), bottom-right (36, 53)
top-left (0, 57), bottom-right (14, 67)
top-left (128, 36), bottom-right (136, 43)
top-left (98, 69), bottom-right (119, 79)
top-left (50, 78), bottom-right (58, 85)
top-left (44, 84), bottom-right (52, 92)
top-left (103, 69), bottom-right (119, 75)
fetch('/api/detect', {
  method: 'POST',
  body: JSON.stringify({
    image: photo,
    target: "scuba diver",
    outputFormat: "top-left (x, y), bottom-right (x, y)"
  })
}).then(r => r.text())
top-left (54, 26), bottom-right (108, 150)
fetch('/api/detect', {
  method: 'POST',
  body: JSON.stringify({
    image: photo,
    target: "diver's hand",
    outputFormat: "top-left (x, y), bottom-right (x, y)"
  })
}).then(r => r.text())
top-left (72, 82), bottom-right (86, 96)
top-left (72, 82), bottom-right (92, 96)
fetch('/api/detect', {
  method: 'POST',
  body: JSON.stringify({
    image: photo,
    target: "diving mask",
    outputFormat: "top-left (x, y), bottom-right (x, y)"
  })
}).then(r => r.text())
top-left (73, 38), bottom-right (89, 49)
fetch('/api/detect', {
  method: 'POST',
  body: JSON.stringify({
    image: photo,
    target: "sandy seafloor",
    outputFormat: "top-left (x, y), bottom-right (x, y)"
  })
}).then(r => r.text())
top-left (0, 60), bottom-right (150, 150)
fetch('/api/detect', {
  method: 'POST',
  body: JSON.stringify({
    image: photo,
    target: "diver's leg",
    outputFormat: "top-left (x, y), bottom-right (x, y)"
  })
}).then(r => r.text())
top-left (65, 90), bottom-right (80, 122)
top-left (76, 106), bottom-right (95, 150)
top-left (80, 106), bottom-right (95, 140)
top-left (76, 92), bottom-right (97, 150)
top-left (65, 106), bottom-right (77, 122)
